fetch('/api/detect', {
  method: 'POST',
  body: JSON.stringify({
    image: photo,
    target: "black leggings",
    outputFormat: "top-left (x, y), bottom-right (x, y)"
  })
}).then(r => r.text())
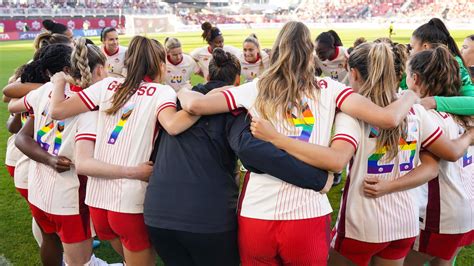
top-left (147, 226), bottom-right (240, 266)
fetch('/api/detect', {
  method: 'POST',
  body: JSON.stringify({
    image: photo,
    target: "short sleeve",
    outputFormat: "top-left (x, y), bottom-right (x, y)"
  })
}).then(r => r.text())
top-left (77, 78), bottom-right (113, 110)
top-left (75, 111), bottom-right (98, 142)
top-left (321, 78), bottom-right (354, 109)
top-left (221, 80), bottom-right (258, 111)
top-left (156, 85), bottom-right (178, 117)
top-left (332, 112), bottom-right (361, 151)
top-left (190, 48), bottom-right (199, 60)
top-left (24, 83), bottom-right (50, 114)
top-left (418, 106), bottom-right (443, 148)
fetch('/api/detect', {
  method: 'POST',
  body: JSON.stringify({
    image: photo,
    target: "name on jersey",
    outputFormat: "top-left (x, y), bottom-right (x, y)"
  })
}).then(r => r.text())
top-left (107, 81), bottom-right (157, 96)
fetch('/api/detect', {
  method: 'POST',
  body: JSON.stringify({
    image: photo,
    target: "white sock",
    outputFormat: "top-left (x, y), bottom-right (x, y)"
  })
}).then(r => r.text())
top-left (32, 218), bottom-right (43, 247)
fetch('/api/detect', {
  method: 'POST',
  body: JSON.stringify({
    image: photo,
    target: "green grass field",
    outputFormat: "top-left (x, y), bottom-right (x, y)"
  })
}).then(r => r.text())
top-left (0, 27), bottom-right (472, 265)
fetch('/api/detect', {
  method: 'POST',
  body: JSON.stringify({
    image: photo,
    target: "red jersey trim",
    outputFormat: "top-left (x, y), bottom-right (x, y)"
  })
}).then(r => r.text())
top-left (75, 136), bottom-right (97, 142)
top-left (329, 46), bottom-right (340, 61)
top-left (23, 96), bottom-right (33, 114)
top-left (77, 91), bottom-right (96, 111)
top-left (336, 88), bottom-right (354, 109)
top-left (103, 46), bottom-right (119, 57)
top-left (167, 55), bottom-right (184, 66)
top-left (332, 134), bottom-right (358, 151)
top-left (421, 127), bottom-right (443, 148)
top-left (221, 90), bottom-right (237, 111)
top-left (156, 102), bottom-right (177, 117)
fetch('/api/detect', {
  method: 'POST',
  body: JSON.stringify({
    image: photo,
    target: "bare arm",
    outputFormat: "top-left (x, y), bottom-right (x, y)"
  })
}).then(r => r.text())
top-left (340, 90), bottom-right (419, 129)
top-left (157, 107), bottom-right (201, 136)
top-left (49, 72), bottom-right (89, 120)
top-left (177, 89), bottom-right (229, 115)
top-left (426, 129), bottom-right (474, 162)
top-left (250, 117), bottom-right (355, 172)
top-left (8, 97), bottom-right (28, 114)
top-left (15, 117), bottom-right (72, 173)
top-left (3, 82), bottom-right (42, 99)
top-left (6, 114), bottom-right (22, 134)
top-left (75, 139), bottom-right (153, 181)
top-left (363, 151), bottom-right (439, 198)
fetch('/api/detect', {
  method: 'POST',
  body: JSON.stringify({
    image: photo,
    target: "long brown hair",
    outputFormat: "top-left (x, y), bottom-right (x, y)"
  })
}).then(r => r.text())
top-left (255, 21), bottom-right (318, 125)
top-left (349, 42), bottom-right (407, 160)
top-left (106, 36), bottom-right (166, 115)
top-left (409, 45), bottom-right (473, 128)
top-left (69, 37), bottom-right (106, 88)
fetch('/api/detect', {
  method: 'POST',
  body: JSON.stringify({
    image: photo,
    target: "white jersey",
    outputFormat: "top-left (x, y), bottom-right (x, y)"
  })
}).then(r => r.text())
top-left (221, 77), bottom-right (353, 220)
top-left (102, 45), bottom-right (128, 78)
top-left (316, 46), bottom-right (349, 85)
top-left (12, 113), bottom-right (31, 189)
top-left (5, 134), bottom-right (22, 167)
top-left (190, 45), bottom-right (241, 80)
top-left (239, 51), bottom-right (270, 83)
top-left (332, 105), bottom-right (443, 243)
top-left (417, 111), bottom-right (474, 234)
top-left (78, 77), bottom-right (177, 213)
top-left (165, 54), bottom-right (199, 92)
top-left (23, 83), bottom-right (93, 215)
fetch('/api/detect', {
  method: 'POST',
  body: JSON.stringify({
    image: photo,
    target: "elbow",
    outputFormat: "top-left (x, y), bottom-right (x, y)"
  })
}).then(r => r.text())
top-left (163, 122), bottom-right (181, 136)
top-left (50, 108), bottom-right (64, 120)
top-left (444, 151), bottom-right (464, 162)
top-left (378, 115), bottom-right (399, 129)
top-left (328, 162), bottom-right (346, 173)
top-left (186, 100), bottom-right (205, 116)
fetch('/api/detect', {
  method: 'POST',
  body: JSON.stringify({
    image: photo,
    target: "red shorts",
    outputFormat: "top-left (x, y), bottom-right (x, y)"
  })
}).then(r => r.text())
top-left (334, 234), bottom-right (416, 266)
top-left (29, 203), bottom-right (91, 244)
top-left (16, 188), bottom-right (28, 201)
top-left (238, 214), bottom-right (331, 266)
top-left (415, 229), bottom-right (474, 260)
top-left (6, 165), bottom-right (15, 178)
top-left (89, 206), bottom-right (151, 252)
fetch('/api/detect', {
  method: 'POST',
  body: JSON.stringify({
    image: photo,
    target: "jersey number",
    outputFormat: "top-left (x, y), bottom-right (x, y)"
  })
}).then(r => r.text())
top-left (367, 140), bottom-right (417, 174)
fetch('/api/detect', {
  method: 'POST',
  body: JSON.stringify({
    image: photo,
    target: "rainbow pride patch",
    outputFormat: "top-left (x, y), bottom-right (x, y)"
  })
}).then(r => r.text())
top-left (107, 104), bottom-right (135, 144)
top-left (287, 102), bottom-right (315, 143)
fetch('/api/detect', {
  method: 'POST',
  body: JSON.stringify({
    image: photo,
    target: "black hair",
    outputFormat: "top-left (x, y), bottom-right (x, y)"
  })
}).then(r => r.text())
top-left (21, 44), bottom-right (72, 83)
top-left (412, 18), bottom-right (464, 63)
top-left (201, 22), bottom-right (222, 43)
top-left (208, 48), bottom-right (241, 85)
top-left (100, 27), bottom-right (117, 42)
top-left (42, 19), bottom-right (68, 35)
top-left (316, 30), bottom-right (343, 48)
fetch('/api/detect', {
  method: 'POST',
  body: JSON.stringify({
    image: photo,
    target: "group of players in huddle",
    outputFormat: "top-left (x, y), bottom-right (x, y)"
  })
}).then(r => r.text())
top-left (2, 17), bottom-right (473, 266)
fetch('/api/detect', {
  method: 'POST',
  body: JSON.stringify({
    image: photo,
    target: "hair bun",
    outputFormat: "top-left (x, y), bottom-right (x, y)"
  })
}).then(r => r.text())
top-left (201, 22), bottom-right (212, 31)
top-left (42, 19), bottom-right (55, 30)
top-left (249, 33), bottom-right (258, 40)
top-left (212, 48), bottom-right (230, 67)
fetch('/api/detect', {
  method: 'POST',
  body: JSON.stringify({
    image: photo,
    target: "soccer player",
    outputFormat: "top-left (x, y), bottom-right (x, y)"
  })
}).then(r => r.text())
top-left (42, 19), bottom-right (73, 39)
top-left (177, 21), bottom-right (419, 265)
top-left (402, 47), bottom-right (474, 266)
top-left (164, 37), bottom-right (199, 91)
top-left (100, 27), bottom-right (128, 78)
top-left (9, 40), bottom-right (128, 266)
top-left (190, 22), bottom-right (240, 80)
top-left (48, 36), bottom-right (200, 266)
top-left (145, 47), bottom-right (331, 266)
top-left (405, 18), bottom-right (474, 115)
top-left (239, 34), bottom-right (269, 83)
top-left (315, 30), bottom-right (350, 84)
top-left (249, 42), bottom-right (474, 266)
top-left (461, 35), bottom-right (474, 77)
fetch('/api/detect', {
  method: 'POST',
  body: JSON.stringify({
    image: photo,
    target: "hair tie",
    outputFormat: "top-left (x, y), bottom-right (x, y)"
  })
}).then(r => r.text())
top-left (210, 28), bottom-right (222, 41)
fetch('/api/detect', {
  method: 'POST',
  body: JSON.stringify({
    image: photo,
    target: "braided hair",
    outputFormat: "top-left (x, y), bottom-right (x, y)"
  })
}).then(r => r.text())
top-left (70, 37), bottom-right (107, 88)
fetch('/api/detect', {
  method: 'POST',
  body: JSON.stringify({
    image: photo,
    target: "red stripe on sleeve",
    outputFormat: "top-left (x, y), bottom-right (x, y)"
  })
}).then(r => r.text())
top-left (156, 102), bottom-right (177, 117)
top-left (421, 127), bottom-right (443, 148)
top-left (221, 90), bottom-right (237, 111)
top-left (332, 134), bottom-right (358, 151)
top-left (77, 91), bottom-right (96, 111)
top-left (336, 88), bottom-right (354, 109)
